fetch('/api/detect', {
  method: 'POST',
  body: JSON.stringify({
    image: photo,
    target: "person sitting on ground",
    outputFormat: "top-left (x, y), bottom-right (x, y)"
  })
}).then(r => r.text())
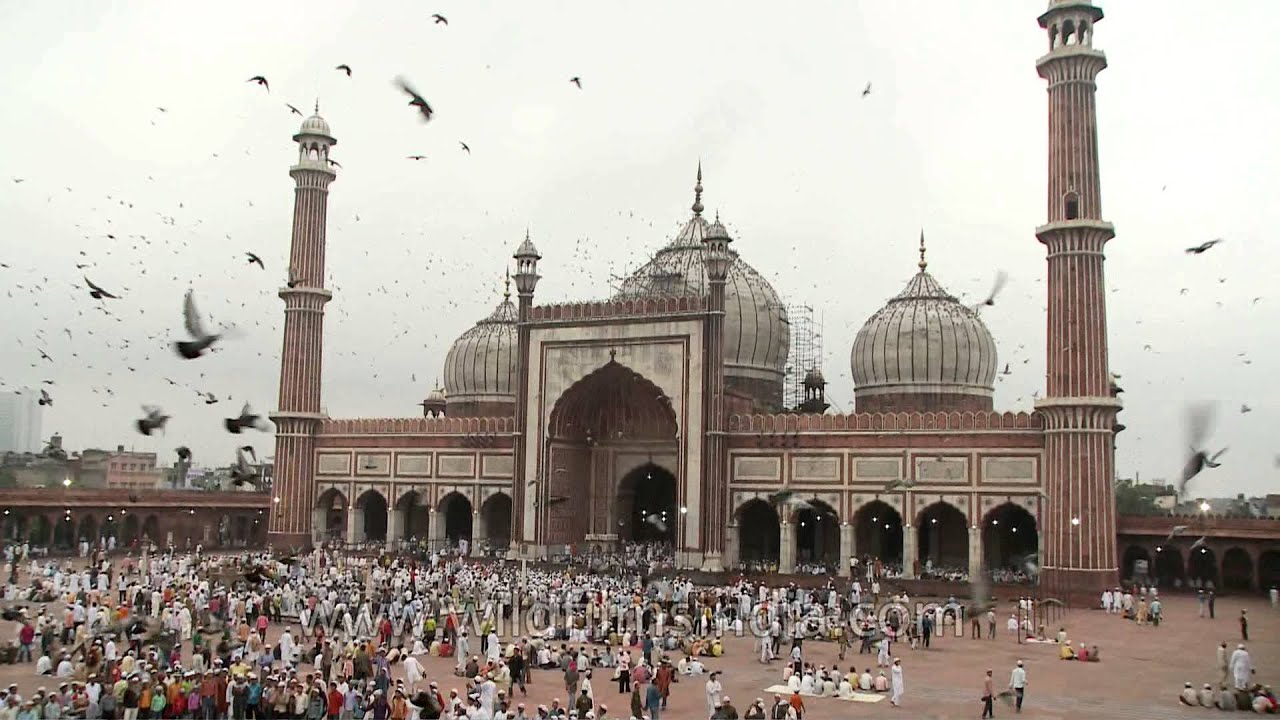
top-left (1252, 686), bottom-right (1275, 714)
top-left (1056, 628), bottom-right (1068, 644)
top-left (874, 671), bottom-right (889, 692)
top-left (821, 673), bottom-right (836, 697)
top-left (1179, 682), bottom-right (1199, 706)
top-left (1217, 684), bottom-right (1237, 711)
top-left (859, 669), bottom-right (873, 692)
top-left (1087, 644), bottom-right (1100, 662)
top-left (1059, 641), bottom-right (1076, 661)
top-left (684, 656), bottom-right (706, 676)
top-left (1198, 683), bottom-right (1216, 708)
top-left (1076, 642), bottom-right (1090, 662)
top-left (838, 675), bottom-right (856, 698)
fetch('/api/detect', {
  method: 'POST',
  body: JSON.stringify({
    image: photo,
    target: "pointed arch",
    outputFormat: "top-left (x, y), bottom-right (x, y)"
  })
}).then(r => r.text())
top-left (355, 489), bottom-right (388, 542)
top-left (854, 500), bottom-right (902, 564)
top-left (438, 491), bottom-right (473, 542)
top-left (734, 499), bottom-right (779, 564)
top-left (794, 499), bottom-right (839, 567)
top-left (1222, 547), bottom-right (1253, 591)
top-left (982, 502), bottom-right (1038, 571)
top-left (915, 501), bottom-right (968, 571)
top-left (1153, 545), bottom-right (1185, 586)
top-left (479, 492), bottom-right (513, 548)
top-left (548, 359), bottom-right (679, 442)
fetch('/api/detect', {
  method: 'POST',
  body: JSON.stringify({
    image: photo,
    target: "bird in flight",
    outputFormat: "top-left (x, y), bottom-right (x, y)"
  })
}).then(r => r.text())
top-left (327, 158), bottom-right (342, 169)
top-left (569, 77), bottom-right (582, 89)
top-left (335, 64), bottom-right (352, 77)
top-left (37, 348), bottom-right (52, 362)
top-left (247, 76), bottom-right (269, 92)
top-left (37, 389), bottom-right (52, 407)
top-left (1163, 525), bottom-right (1189, 542)
top-left (972, 270), bottom-right (1008, 312)
top-left (85, 277), bottom-right (119, 300)
top-left (862, 82), bottom-right (872, 98)
top-left (1185, 239), bottom-right (1222, 254)
top-left (459, 142), bottom-right (470, 154)
top-left (406, 155), bottom-right (427, 161)
top-left (136, 406), bottom-right (171, 436)
top-left (432, 13), bottom-right (447, 24)
top-left (231, 447), bottom-right (258, 487)
top-left (395, 76), bottom-right (434, 121)
top-left (202, 392), bottom-right (218, 405)
top-left (173, 290), bottom-right (223, 360)
top-left (246, 252), bottom-right (265, 269)
top-left (286, 104), bottom-right (302, 116)
top-left (225, 403), bottom-right (267, 434)
top-left (286, 266), bottom-right (304, 289)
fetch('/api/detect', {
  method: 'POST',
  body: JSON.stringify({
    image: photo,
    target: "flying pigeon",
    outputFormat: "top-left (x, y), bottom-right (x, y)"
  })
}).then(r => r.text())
top-left (1190, 536), bottom-right (1207, 550)
top-left (335, 64), bottom-right (352, 76)
top-left (569, 76), bottom-right (582, 89)
top-left (406, 155), bottom-right (427, 161)
top-left (224, 403), bottom-right (266, 434)
top-left (247, 76), bottom-right (269, 92)
top-left (459, 142), bottom-right (470, 154)
top-left (972, 270), bottom-right (1008, 312)
top-left (644, 514), bottom-right (668, 533)
top-left (286, 266), bottom-right (304, 288)
top-left (173, 290), bottom-right (222, 359)
top-left (431, 13), bottom-right (447, 24)
top-left (37, 389), bottom-right (52, 406)
top-left (394, 76), bottom-right (434, 121)
top-left (85, 277), bottom-right (119, 300)
top-left (862, 82), bottom-right (872, 98)
top-left (1185, 239), bottom-right (1222, 254)
top-left (1178, 404), bottom-right (1224, 496)
top-left (246, 252), bottom-right (264, 269)
top-left (1163, 525), bottom-right (1189, 542)
top-left (231, 447), bottom-right (258, 487)
top-left (202, 392), bottom-right (218, 405)
top-left (286, 104), bottom-right (302, 116)
top-left (136, 406), bottom-right (170, 436)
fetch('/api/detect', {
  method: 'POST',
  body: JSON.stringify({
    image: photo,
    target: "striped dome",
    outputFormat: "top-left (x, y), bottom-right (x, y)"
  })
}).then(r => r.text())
top-left (615, 213), bottom-right (790, 399)
top-left (851, 257), bottom-right (997, 408)
top-left (442, 296), bottom-right (516, 411)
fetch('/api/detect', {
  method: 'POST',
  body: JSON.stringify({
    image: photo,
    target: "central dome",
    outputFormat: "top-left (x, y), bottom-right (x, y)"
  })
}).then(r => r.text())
top-left (850, 236), bottom-right (998, 413)
top-left (615, 171), bottom-right (789, 411)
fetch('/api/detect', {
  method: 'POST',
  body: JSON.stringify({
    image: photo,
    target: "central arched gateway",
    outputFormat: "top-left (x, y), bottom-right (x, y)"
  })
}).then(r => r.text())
top-left (538, 358), bottom-right (680, 549)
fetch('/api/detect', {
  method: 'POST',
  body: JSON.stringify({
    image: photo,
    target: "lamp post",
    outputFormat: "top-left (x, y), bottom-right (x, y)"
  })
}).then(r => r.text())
top-left (678, 505), bottom-right (689, 569)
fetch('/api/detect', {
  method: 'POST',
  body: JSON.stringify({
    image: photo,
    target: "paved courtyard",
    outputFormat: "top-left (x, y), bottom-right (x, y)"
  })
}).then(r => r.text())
top-left (1, 593), bottom-right (1273, 718)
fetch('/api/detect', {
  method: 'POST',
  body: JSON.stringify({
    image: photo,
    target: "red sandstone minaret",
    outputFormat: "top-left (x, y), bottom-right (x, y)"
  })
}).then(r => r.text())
top-left (1033, 1), bottom-right (1122, 597)
top-left (268, 108), bottom-right (336, 549)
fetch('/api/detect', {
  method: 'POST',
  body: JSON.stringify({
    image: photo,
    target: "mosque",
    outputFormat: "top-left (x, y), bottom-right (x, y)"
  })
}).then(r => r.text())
top-left (268, 0), bottom-right (1123, 596)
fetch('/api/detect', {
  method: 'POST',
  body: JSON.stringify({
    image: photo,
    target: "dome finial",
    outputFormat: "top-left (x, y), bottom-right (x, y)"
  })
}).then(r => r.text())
top-left (917, 228), bottom-right (928, 270)
top-left (692, 161), bottom-right (704, 216)
top-left (503, 268), bottom-right (511, 301)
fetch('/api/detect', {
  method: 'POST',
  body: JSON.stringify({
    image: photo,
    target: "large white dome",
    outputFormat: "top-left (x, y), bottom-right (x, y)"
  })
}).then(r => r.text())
top-left (615, 211), bottom-right (790, 408)
top-left (850, 245), bottom-right (998, 412)
top-left (442, 295), bottom-right (517, 414)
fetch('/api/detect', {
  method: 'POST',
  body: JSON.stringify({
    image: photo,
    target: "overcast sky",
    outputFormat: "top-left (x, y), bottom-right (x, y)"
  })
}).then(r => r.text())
top-left (1, 1), bottom-right (1277, 496)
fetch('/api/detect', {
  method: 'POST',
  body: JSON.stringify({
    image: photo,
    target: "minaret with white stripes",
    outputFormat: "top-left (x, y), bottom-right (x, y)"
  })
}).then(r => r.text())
top-left (268, 108), bottom-right (336, 548)
top-left (1033, 0), bottom-right (1122, 596)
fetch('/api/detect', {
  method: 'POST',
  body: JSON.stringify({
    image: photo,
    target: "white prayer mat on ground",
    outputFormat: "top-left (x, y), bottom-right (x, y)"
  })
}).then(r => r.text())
top-left (762, 685), bottom-right (885, 703)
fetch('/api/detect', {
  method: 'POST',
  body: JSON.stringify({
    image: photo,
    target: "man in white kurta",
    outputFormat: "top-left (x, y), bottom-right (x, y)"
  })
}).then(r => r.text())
top-left (1230, 644), bottom-right (1253, 690)
top-left (890, 659), bottom-right (904, 707)
top-left (705, 673), bottom-right (723, 719)
top-left (403, 653), bottom-right (424, 691)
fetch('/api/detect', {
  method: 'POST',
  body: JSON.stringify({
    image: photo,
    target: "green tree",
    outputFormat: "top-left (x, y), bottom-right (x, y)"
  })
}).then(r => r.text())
top-left (1114, 478), bottom-right (1172, 516)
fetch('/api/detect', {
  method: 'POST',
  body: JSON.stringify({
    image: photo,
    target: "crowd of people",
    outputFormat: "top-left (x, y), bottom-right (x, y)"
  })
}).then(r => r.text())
top-left (0, 537), bottom-right (1269, 718)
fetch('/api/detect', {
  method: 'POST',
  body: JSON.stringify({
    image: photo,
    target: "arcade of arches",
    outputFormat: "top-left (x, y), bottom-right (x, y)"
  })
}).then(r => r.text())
top-left (728, 499), bottom-right (1041, 578)
top-left (1121, 541), bottom-right (1279, 592)
top-left (1, 508), bottom-right (263, 550)
top-left (540, 360), bottom-right (682, 548)
top-left (311, 487), bottom-right (513, 554)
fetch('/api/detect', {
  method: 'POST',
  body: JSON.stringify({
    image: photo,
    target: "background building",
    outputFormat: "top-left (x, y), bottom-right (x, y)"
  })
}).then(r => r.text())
top-left (0, 389), bottom-right (43, 454)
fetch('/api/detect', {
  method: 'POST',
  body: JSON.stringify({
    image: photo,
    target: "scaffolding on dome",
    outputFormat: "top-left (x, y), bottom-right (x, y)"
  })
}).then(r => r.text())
top-left (782, 303), bottom-right (822, 411)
